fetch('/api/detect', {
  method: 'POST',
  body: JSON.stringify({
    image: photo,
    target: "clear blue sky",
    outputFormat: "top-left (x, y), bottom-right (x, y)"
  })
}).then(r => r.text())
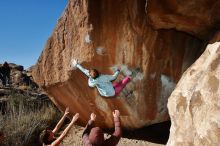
top-left (0, 0), bottom-right (67, 69)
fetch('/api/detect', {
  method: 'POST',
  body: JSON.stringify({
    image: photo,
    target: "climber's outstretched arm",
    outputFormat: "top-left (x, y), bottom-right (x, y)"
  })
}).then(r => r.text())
top-left (51, 113), bottom-right (79, 146)
top-left (107, 69), bottom-right (120, 81)
top-left (76, 64), bottom-right (90, 77)
top-left (71, 59), bottom-right (90, 77)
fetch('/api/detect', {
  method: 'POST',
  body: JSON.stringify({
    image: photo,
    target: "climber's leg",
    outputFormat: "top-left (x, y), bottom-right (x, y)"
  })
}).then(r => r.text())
top-left (113, 76), bottom-right (131, 96)
top-left (122, 76), bottom-right (131, 84)
top-left (113, 80), bottom-right (122, 88)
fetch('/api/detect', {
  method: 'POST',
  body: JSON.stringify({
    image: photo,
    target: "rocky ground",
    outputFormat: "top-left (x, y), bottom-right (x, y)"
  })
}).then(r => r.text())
top-left (61, 126), bottom-right (165, 146)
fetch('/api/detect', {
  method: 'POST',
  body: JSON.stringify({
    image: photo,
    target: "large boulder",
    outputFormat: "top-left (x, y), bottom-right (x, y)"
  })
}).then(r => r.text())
top-left (167, 42), bottom-right (220, 146)
top-left (32, 0), bottom-right (206, 129)
top-left (147, 0), bottom-right (220, 39)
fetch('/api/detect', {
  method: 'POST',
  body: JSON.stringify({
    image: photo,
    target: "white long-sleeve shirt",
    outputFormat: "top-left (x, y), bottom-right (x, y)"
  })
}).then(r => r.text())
top-left (76, 64), bottom-right (120, 97)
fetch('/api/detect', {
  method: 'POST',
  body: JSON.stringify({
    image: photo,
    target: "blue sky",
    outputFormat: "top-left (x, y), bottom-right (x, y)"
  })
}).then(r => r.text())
top-left (0, 0), bottom-right (67, 69)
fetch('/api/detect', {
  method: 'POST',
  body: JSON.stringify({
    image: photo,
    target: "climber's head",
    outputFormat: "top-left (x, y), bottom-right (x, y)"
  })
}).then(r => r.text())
top-left (39, 129), bottom-right (55, 145)
top-left (89, 69), bottom-right (99, 79)
top-left (89, 127), bottom-right (104, 145)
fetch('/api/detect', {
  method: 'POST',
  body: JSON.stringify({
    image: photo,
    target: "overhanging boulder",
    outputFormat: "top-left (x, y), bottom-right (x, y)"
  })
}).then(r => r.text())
top-left (32, 0), bottom-right (205, 129)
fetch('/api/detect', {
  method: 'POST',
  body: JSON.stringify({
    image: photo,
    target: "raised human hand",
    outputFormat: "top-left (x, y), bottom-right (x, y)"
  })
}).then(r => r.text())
top-left (113, 110), bottom-right (120, 118)
top-left (72, 113), bottom-right (79, 122)
top-left (90, 113), bottom-right (96, 121)
top-left (64, 107), bottom-right (70, 116)
top-left (71, 59), bottom-right (79, 68)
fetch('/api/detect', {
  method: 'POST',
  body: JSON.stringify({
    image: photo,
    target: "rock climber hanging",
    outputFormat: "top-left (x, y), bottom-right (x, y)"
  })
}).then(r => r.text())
top-left (71, 59), bottom-right (134, 97)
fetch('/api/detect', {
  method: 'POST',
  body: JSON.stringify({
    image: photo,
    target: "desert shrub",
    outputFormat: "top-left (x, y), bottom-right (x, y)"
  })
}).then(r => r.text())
top-left (0, 92), bottom-right (61, 146)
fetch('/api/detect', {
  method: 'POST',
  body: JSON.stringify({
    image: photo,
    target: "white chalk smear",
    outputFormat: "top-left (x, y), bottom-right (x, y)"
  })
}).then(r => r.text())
top-left (150, 72), bottom-right (156, 79)
top-left (96, 47), bottom-right (105, 55)
top-left (85, 33), bottom-right (91, 43)
top-left (158, 74), bottom-right (176, 113)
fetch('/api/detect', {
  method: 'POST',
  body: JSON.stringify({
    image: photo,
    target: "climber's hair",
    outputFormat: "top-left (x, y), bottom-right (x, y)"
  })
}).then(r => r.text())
top-left (39, 129), bottom-right (53, 145)
top-left (89, 69), bottom-right (99, 79)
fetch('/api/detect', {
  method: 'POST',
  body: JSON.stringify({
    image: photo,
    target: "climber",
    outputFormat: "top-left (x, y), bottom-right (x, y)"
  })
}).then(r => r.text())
top-left (82, 110), bottom-right (122, 146)
top-left (71, 59), bottom-right (131, 97)
top-left (40, 107), bottom-right (79, 146)
top-left (0, 62), bottom-right (11, 86)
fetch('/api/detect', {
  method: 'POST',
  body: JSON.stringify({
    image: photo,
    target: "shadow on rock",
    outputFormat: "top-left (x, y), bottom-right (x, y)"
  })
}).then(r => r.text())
top-left (122, 121), bottom-right (171, 144)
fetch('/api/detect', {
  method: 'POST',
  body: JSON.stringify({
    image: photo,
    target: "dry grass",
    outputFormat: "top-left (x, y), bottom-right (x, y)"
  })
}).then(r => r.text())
top-left (0, 93), bottom-right (61, 146)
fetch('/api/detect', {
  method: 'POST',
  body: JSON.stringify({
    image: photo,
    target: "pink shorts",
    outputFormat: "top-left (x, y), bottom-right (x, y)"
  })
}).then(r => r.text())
top-left (113, 76), bottom-right (131, 96)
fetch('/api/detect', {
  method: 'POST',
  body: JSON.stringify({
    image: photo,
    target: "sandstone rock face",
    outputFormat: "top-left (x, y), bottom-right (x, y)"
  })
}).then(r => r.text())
top-left (167, 42), bottom-right (220, 146)
top-left (147, 0), bottom-right (220, 39)
top-left (32, 0), bottom-right (205, 129)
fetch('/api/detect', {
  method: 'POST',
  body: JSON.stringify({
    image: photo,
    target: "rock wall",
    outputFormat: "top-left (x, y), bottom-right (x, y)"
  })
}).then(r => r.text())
top-left (32, 0), bottom-right (206, 129)
top-left (167, 42), bottom-right (220, 146)
top-left (147, 0), bottom-right (220, 39)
